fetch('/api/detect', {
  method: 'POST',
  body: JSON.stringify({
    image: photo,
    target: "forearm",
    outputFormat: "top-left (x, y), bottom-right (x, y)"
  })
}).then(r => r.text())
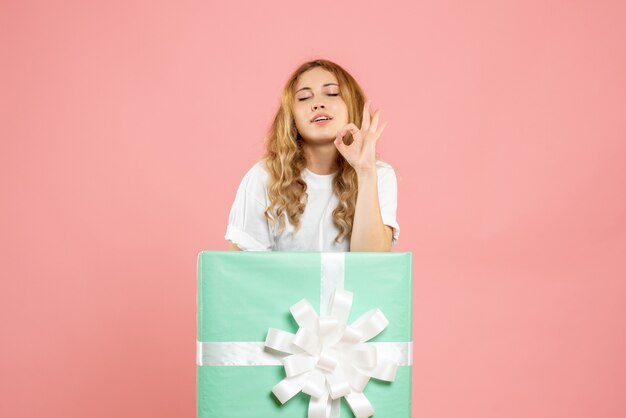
top-left (349, 169), bottom-right (392, 252)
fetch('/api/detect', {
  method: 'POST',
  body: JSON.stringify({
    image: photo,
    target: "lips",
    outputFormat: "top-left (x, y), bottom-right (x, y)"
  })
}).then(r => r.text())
top-left (310, 113), bottom-right (333, 123)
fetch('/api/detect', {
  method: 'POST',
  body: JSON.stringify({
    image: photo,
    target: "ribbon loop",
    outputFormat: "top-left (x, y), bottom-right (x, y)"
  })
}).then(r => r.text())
top-left (316, 349), bottom-right (338, 373)
top-left (264, 288), bottom-right (400, 418)
top-left (293, 327), bottom-right (321, 355)
top-left (302, 368), bottom-right (326, 398)
top-left (318, 317), bottom-right (341, 346)
top-left (350, 308), bottom-right (389, 342)
top-left (272, 372), bottom-right (310, 404)
top-left (291, 299), bottom-right (319, 331)
top-left (307, 388), bottom-right (332, 418)
top-left (336, 326), bottom-right (362, 346)
top-left (345, 392), bottom-right (375, 418)
top-left (284, 353), bottom-right (316, 377)
top-left (329, 288), bottom-right (353, 324)
top-left (265, 328), bottom-right (299, 354)
top-left (343, 364), bottom-right (371, 392)
top-left (366, 357), bottom-right (398, 382)
top-left (345, 344), bottom-right (377, 368)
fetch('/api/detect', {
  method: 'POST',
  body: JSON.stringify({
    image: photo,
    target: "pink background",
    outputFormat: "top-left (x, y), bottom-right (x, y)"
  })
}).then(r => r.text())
top-left (2, 0), bottom-right (625, 417)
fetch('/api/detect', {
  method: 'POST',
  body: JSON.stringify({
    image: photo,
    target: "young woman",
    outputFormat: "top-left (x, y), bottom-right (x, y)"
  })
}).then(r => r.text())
top-left (225, 59), bottom-right (400, 252)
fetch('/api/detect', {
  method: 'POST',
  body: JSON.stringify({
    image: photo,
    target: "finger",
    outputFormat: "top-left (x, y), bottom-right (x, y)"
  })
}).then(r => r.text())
top-left (361, 100), bottom-right (371, 131)
top-left (338, 123), bottom-right (361, 140)
top-left (370, 109), bottom-right (380, 132)
top-left (334, 132), bottom-right (348, 153)
top-left (376, 121), bottom-right (388, 138)
top-left (339, 122), bottom-right (360, 134)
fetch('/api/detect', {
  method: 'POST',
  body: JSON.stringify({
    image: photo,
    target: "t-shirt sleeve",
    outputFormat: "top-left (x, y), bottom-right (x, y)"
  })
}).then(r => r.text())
top-left (378, 166), bottom-right (400, 247)
top-left (224, 166), bottom-right (274, 251)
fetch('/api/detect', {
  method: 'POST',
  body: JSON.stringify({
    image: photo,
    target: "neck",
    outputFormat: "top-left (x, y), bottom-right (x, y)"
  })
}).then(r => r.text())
top-left (301, 141), bottom-right (339, 175)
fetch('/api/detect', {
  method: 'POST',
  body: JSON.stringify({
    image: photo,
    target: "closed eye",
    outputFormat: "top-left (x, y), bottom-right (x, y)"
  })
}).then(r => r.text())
top-left (298, 93), bottom-right (339, 101)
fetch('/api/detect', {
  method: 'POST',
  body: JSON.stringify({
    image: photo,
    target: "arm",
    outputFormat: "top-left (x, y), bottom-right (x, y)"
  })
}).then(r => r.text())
top-left (227, 241), bottom-right (242, 251)
top-left (349, 169), bottom-right (393, 252)
top-left (224, 162), bottom-right (274, 251)
top-left (333, 100), bottom-right (395, 252)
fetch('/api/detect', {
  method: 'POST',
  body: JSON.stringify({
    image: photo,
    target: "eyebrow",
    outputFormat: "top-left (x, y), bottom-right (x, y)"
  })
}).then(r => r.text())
top-left (295, 83), bottom-right (339, 94)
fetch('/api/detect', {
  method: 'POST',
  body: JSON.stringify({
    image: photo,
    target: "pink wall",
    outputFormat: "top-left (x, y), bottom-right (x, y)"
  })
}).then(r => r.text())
top-left (2, 0), bottom-right (625, 417)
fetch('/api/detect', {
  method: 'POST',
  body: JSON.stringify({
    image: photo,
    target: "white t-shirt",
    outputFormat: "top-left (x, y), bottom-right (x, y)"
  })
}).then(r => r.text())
top-left (225, 159), bottom-right (400, 251)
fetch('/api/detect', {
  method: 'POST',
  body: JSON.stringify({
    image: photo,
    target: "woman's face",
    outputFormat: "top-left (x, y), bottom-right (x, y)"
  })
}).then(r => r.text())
top-left (292, 67), bottom-right (349, 143)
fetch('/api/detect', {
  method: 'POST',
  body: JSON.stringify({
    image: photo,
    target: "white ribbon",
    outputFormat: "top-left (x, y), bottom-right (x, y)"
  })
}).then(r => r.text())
top-left (264, 288), bottom-right (398, 418)
top-left (197, 341), bottom-right (411, 367)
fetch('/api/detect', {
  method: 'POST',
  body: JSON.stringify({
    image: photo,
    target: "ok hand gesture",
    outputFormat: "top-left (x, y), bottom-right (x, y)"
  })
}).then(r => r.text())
top-left (334, 100), bottom-right (388, 175)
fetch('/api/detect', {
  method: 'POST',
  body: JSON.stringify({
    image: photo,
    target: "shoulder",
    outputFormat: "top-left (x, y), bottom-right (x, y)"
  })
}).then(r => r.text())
top-left (241, 159), bottom-right (270, 183)
top-left (235, 159), bottom-right (270, 187)
top-left (235, 159), bottom-right (270, 204)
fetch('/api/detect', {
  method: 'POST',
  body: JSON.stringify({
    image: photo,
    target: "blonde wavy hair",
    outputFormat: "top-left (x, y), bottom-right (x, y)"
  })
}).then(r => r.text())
top-left (261, 59), bottom-right (383, 244)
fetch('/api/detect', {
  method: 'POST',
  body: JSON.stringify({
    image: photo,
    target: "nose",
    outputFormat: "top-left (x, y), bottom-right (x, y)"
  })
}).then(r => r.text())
top-left (312, 103), bottom-right (325, 110)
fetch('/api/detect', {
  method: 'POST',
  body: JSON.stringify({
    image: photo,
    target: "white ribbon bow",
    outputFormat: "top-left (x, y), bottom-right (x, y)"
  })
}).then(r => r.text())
top-left (264, 288), bottom-right (398, 418)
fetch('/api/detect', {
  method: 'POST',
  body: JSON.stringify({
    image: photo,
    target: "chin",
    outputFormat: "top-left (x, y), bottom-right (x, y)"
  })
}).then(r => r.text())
top-left (304, 132), bottom-right (336, 142)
